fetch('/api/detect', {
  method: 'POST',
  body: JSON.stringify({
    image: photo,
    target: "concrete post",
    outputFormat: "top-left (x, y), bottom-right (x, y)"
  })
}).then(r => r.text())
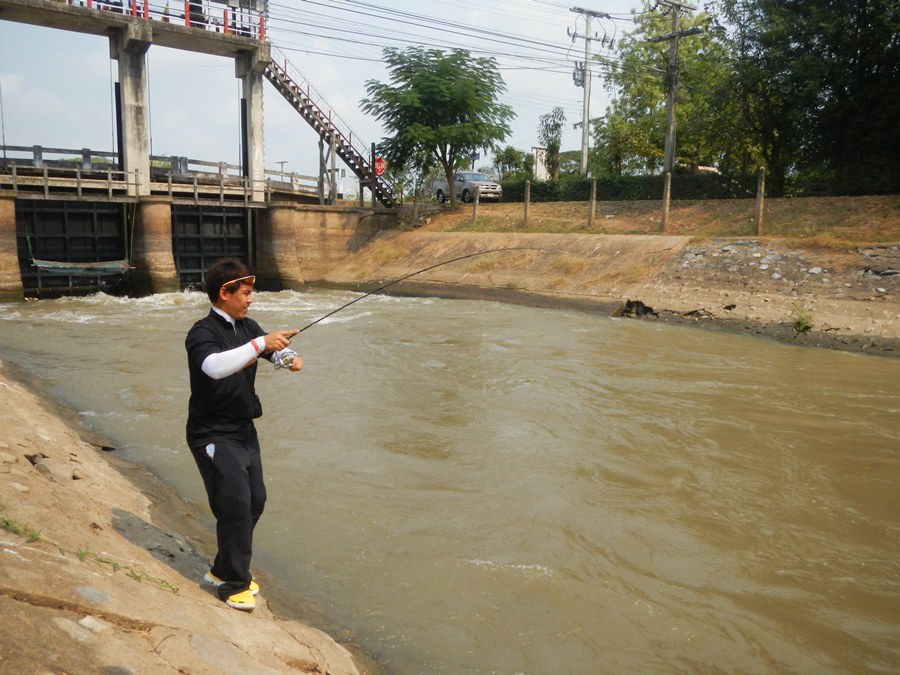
top-left (588, 178), bottom-right (596, 229)
top-left (524, 180), bottom-right (531, 228)
top-left (235, 44), bottom-right (271, 203)
top-left (130, 196), bottom-right (179, 296)
top-left (0, 193), bottom-right (24, 301)
top-left (755, 167), bottom-right (766, 236)
top-left (110, 24), bottom-right (152, 197)
top-left (661, 171), bottom-right (672, 233)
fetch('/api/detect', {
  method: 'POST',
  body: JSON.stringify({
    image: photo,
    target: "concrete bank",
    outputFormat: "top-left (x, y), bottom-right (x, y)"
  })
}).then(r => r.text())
top-left (321, 230), bottom-right (900, 357)
top-left (0, 358), bottom-right (366, 674)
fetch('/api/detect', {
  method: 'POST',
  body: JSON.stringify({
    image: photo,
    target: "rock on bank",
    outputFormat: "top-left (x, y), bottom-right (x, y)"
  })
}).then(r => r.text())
top-left (0, 359), bottom-right (363, 674)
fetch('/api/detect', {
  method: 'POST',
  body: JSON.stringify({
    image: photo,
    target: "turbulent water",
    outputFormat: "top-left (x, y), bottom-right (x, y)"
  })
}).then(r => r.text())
top-left (0, 290), bottom-right (898, 674)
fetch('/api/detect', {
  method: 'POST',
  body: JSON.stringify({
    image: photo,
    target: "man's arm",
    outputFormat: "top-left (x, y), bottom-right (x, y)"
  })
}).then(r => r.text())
top-left (201, 338), bottom-right (266, 379)
top-left (201, 330), bottom-right (300, 379)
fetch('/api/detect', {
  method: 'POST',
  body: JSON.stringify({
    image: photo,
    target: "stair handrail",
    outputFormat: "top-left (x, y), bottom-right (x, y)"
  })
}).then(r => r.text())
top-left (269, 47), bottom-right (370, 170)
top-left (267, 46), bottom-right (398, 206)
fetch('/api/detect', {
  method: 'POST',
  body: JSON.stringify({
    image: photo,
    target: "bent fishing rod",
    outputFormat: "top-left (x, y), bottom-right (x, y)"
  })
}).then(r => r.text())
top-left (293, 246), bottom-right (588, 335)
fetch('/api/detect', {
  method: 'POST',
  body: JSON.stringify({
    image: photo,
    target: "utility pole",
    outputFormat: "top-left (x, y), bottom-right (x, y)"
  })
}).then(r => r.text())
top-left (569, 7), bottom-right (609, 176)
top-left (648, 0), bottom-right (701, 174)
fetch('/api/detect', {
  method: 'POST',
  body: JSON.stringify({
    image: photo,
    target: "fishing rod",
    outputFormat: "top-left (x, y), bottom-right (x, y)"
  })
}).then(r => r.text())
top-left (294, 245), bottom-right (587, 334)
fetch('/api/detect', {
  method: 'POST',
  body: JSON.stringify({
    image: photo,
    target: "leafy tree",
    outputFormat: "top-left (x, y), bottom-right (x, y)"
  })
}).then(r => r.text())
top-left (557, 150), bottom-right (582, 177)
top-left (537, 106), bottom-right (566, 179)
top-left (711, 0), bottom-right (808, 194)
top-left (586, 0), bottom-right (898, 194)
top-left (590, 113), bottom-right (637, 176)
top-left (361, 47), bottom-right (515, 206)
top-left (594, 3), bottom-right (739, 177)
top-left (713, 0), bottom-right (900, 194)
top-left (493, 145), bottom-right (530, 180)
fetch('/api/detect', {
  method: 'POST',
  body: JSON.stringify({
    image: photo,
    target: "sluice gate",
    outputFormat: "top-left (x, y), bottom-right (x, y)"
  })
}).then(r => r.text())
top-left (172, 205), bottom-right (252, 289)
top-left (16, 199), bottom-right (130, 297)
top-left (12, 198), bottom-right (254, 297)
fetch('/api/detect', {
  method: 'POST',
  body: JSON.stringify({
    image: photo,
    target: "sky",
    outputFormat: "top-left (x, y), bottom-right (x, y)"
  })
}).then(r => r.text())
top-left (0, 0), bottom-right (641, 180)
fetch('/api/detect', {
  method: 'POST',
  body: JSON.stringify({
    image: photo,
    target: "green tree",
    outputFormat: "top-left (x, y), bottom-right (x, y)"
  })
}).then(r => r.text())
top-left (493, 145), bottom-right (529, 180)
top-left (557, 150), bottom-right (582, 177)
top-left (361, 47), bottom-right (515, 206)
top-left (594, 3), bottom-right (741, 177)
top-left (537, 106), bottom-right (566, 179)
top-left (713, 0), bottom-right (900, 194)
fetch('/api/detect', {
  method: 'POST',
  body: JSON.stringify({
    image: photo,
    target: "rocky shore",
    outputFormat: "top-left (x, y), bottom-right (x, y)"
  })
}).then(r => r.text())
top-left (629, 238), bottom-right (899, 355)
top-left (0, 358), bottom-right (366, 674)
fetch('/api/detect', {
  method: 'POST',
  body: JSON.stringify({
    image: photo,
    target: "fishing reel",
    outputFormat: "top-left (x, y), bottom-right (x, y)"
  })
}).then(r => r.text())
top-left (274, 349), bottom-right (298, 369)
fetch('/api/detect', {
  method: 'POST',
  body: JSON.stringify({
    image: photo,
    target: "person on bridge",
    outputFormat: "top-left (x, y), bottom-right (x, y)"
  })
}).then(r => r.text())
top-left (184, 258), bottom-right (302, 611)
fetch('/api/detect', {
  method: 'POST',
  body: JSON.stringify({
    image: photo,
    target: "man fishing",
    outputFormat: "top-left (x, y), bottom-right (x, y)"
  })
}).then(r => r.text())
top-left (185, 257), bottom-right (302, 611)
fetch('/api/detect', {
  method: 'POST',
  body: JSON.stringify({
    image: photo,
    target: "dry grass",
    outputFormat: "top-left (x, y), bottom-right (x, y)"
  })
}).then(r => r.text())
top-left (420, 196), bottom-right (900, 249)
top-left (549, 255), bottom-right (591, 275)
top-left (348, 239), bottom-right (406, 279)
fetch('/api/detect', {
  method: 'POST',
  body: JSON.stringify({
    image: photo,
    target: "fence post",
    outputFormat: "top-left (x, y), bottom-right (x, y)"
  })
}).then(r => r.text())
top-left (661, 171), bottom-right (672, 233)
top-left (524, 180), bottom-right (531, 228)
top-left (588, 178), bottom-right (596, 229)
top-left (471, 185), bottom-right (480, 225)
top-left (755, 166), bottom-right (766, 236)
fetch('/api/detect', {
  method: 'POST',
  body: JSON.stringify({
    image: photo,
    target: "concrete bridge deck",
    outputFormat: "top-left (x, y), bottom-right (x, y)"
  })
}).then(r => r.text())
top-left (0, 0), bottom-right (266, 58)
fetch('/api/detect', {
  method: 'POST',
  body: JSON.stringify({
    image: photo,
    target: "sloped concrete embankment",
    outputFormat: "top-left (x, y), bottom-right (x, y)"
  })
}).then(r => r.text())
top-left (0, 359), bottom-right (364, 674)
top-left (321, 230), bottom-right (899, 355)
top-left (323, 230), bottom-right (690, 311)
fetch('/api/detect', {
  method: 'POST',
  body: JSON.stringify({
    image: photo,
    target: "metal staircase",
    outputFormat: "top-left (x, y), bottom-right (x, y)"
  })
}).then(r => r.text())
top-left (263, 57), bottom-right (398, 209)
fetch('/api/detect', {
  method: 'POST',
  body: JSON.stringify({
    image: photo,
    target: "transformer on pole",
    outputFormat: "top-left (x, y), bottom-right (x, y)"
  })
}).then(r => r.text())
top-left (569, 7), bottom-right (609, 176)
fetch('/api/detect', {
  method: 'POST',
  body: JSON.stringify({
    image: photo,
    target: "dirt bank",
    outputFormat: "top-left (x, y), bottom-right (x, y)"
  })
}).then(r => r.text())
top-left (0, 358), bottom-right (367, 674)
top-left (323, 229), bottom-right (899, 357)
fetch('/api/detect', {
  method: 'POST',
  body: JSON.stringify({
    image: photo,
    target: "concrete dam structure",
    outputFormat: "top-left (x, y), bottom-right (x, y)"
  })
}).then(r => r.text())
top-left (0, 0), bottom-right (398, 299)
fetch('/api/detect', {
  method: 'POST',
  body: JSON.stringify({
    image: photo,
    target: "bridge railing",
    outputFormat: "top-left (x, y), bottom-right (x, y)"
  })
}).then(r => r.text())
top-left (60, 0), bottom-right (267, 40)
top-left (0, 144), bottom-right (320, 204)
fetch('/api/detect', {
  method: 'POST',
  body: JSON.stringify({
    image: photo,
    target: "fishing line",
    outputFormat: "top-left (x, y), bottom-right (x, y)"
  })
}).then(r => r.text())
top-left (295, 245), bottom-right (589, 334)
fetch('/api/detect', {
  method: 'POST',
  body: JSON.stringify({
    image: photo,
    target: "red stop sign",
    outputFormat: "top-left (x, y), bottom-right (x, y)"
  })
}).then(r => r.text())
top-left (374, 157), bottom-right (386, 175)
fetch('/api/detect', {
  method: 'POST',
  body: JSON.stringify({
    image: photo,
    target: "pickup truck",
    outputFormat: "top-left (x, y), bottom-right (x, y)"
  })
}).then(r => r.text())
top-left (435, 172), bottom-right (502, 203)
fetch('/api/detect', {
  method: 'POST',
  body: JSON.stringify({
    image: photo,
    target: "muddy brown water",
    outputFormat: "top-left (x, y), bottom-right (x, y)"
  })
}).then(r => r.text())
top-left (0, 290), bottom-right (897, 674)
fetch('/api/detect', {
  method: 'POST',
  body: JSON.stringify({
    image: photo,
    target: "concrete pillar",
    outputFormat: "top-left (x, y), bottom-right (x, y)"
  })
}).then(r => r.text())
top-left (110, 24), bottom-right (152, 197)
top-left (256, 203), bottom-right (305, 290)
top-left (130, 196), bottom-right (179, 296)
top-left (235, 44), bottom-right (271, 203)
top-left (0, 193), bottom-right (24, 302)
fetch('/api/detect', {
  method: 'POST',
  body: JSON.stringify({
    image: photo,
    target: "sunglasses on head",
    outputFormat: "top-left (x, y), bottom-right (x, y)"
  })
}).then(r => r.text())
top-left (220, 275), bottom-right (256, 292)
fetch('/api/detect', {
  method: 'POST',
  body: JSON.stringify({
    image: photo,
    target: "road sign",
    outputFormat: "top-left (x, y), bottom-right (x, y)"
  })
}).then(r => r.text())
top-left (374, 157), bottom-right (386, 175)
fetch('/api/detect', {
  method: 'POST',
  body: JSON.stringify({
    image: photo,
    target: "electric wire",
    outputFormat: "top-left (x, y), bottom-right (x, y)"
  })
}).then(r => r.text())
top-left (265, 0), bottom-right (633, 72)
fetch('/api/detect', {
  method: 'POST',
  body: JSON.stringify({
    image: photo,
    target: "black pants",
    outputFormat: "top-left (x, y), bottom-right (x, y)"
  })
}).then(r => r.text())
top-left (189, 425), bottom-right (266, 600)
